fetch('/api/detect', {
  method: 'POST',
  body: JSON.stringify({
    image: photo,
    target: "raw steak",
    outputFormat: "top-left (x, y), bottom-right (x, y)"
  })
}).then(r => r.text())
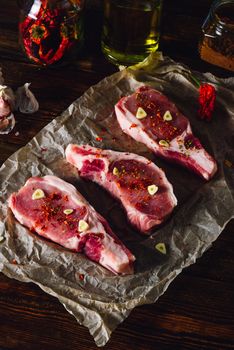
top-left (65, 144), bottom-right (177, 233)
top-left (115, 86), bottom-right (217, 180)
top-left (8, 175), bottom-right (135, 275)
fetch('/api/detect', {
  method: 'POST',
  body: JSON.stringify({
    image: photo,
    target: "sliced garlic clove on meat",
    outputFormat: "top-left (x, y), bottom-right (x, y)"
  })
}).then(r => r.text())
top-left (63, 209), bottom-right (74, 215)
top-left (32, 189), bottom-right (45, 200)
top-left (163, 110), bottom-right (173, 121)
top-left (136, 107), bottom-right (147, 119)
top-left (147, 185), bottom-right (159, 195)
top-left (159, 140), bottom-right (170, 147)
top-left (78, 220), bottom-right (89, 232)
top-left (113, 167), bottom-right (119, 176)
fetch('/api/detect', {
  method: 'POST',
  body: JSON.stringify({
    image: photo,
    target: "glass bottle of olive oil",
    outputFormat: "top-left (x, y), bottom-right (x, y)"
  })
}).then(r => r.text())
top-left (101, 0), bottom-right (162, 66)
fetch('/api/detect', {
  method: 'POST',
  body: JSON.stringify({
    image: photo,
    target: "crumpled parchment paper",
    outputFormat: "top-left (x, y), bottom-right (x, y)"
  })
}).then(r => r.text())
top-left (0, 54), bottom-right (233, 347)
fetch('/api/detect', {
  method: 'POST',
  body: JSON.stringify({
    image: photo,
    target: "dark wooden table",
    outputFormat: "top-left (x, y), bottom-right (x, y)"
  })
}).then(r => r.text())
top-left (0, 1), bottom-right (233, 349)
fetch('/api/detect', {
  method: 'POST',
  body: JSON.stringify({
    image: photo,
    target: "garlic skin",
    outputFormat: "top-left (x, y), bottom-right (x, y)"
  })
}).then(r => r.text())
top-left (0, 112), bottom-right (15, 134)
top-left (0, 85), bottom-right (15, 112)
top-left (0, 85), bottom-right (15, 134)
top-left (0, 96), bottom-right (11, 118)
top-left (15, 83), bottom-right (39, 114)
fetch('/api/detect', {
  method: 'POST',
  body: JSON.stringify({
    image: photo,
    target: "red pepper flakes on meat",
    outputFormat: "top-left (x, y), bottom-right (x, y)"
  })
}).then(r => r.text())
top-left (38, 192), bottom-right (80, 230)
top-left (148, 102), bottom-right (156, 110)
top-left (130, 123), bottom-right (137, 129)
top-left (184, 136), bottom-right (202, 150)
top-left (50, 192), bottom-right (62, 201)
top-left (95, 136), bottom-right (103, 142)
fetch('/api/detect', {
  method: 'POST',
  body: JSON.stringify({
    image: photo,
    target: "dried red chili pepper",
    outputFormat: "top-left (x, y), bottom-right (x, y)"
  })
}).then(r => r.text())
top-left (198, 83), bottom-right (216, 121)
top-left (79, 273), bottom-right (84, 281)
top-left (190, 75), bottom-right (216, 121)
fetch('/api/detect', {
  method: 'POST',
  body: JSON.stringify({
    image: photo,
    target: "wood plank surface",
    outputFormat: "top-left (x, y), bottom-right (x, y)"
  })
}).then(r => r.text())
top-left (0, 1), bottom-right (233, 349)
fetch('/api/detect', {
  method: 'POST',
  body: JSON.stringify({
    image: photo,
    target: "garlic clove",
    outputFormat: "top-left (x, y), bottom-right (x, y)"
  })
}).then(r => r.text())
top-left (163, 110), bottom-right (173, 121)
top-left (159, 140), bottom-right (170, 147)
top-left (136, 107), bottom-right (147, 119)
top-left (32, 189), bottom-right (45, 200)
top-left (63, 209), bottom-right (74, 215)
top-left (147, 184), bottom-right (159, 195)
top-left (78, 220), bottom-right (89, 232)
top-left (15, 83), bottom-right (39, 114)
top-left (113, 167), bottom-right (120, 176)
top-left (155, 242), bottom-right (167, 254)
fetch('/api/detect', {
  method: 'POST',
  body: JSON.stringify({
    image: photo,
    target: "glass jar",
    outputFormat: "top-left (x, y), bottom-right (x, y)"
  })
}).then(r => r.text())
top-left (199, 0), bottom-right (234, 71)
top-left (101, 0), bottom-right (163, 66)
top-left (18, 0), bottom-right (84, 66)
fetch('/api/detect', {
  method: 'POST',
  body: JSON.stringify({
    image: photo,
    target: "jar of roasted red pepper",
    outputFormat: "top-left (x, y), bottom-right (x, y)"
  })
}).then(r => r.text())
top-left (18, 0), bottom-right (84, 66)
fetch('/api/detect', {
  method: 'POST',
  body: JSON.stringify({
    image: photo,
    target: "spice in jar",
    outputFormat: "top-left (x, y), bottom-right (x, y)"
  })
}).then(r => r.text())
top-left (199, 0), bottom-right (234, 71)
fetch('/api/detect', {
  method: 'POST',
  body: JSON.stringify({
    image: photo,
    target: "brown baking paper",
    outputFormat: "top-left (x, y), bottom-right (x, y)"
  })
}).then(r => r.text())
top-left (0, 54), bottom-right (234, 347)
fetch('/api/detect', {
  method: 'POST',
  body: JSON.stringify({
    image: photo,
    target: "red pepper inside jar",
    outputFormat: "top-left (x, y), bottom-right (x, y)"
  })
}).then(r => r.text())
top-left (18, 0), bottom-right (84, 66)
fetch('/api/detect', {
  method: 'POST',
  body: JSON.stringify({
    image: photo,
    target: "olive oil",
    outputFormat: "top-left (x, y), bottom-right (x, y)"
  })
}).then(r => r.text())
top-left (101, 0), bottom-right (162, 66)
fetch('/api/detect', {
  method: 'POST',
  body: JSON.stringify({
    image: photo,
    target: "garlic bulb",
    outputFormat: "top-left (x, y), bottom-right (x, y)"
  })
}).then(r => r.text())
top-left (0, 85), bottom-right (15, 134)
top-left (15, 83), bottom-right (39, 114)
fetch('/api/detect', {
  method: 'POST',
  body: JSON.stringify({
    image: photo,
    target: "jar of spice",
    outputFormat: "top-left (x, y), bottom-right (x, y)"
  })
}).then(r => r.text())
top-left (199, 0), bottom-right (234, 72)
top-left (18, 0), bottom-right (84, 66)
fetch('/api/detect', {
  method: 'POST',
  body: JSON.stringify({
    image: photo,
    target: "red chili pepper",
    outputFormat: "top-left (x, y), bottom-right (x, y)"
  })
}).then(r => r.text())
top-left (29, 23), bottom-right (49, 44)
top-left (198, 84), bottom-right (216, 121)
top-left (79, 274), bottom-right (84, 281)
top-left (44, 38), bottom-right (71, 65)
